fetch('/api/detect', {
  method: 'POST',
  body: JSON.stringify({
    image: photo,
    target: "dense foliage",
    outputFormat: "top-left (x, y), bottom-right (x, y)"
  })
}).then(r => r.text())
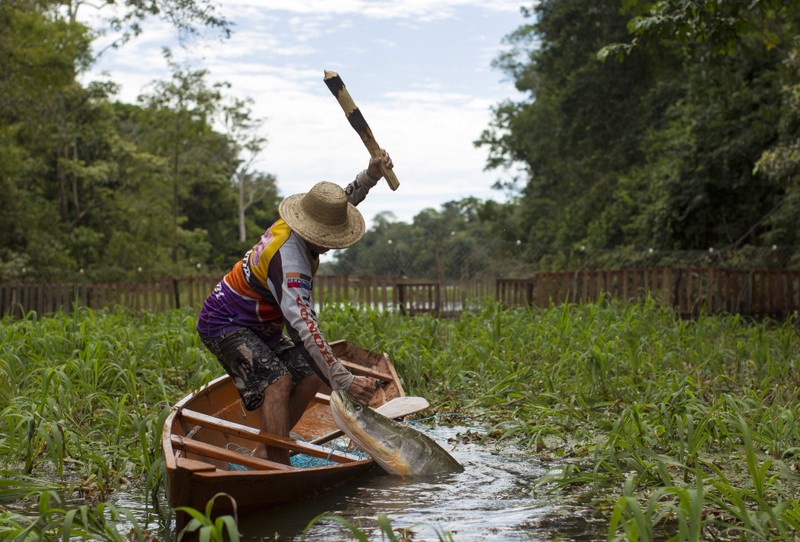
top-left (1, 303), bottom-right (798, 539)
top-left (3, 1), bottom-right (800, 283)
top-left (475, 0), bottom-right (800, 266)
top-left (0, 1), bottom-right (277, 282)
top-left (329, 0), bottom-right (800, 276)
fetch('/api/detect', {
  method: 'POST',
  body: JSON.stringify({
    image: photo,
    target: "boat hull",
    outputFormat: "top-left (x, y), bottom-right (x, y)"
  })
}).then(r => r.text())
top-left (162, 340), bottom-right (405, 516)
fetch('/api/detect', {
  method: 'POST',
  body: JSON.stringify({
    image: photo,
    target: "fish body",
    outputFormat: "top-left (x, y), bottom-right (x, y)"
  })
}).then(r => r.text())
top-left (329, 390), bottom-right (463, 476)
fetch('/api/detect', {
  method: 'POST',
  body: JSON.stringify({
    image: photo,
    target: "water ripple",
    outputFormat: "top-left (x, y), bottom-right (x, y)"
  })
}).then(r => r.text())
top-left (236, 425), bottom-right (599, 541)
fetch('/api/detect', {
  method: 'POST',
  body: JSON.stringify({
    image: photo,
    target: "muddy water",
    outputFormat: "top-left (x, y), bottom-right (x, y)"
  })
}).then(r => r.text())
top-left (117, 424), bottom-right (604, 540)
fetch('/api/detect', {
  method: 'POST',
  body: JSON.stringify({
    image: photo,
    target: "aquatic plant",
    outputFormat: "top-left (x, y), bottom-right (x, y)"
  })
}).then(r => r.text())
top-left (0, 489), bottom-right (153, 541)
top-left (176, 493), bottom-right (239, 542)
top-left (0, 307), bottom-right (215, 537)
top-left (1, 298), bottom-right (799, 539)
top-left (325, 298), bottom-right (800, 539)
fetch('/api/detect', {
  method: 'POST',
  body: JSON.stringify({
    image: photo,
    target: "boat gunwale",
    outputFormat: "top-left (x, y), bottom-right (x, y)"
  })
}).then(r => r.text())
top-left (162, 340), bottom-right (405, 494)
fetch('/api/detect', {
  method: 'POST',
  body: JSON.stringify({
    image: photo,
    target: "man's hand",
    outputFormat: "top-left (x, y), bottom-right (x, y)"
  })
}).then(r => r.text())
top-left (367, 149), bottom-right (393, 180)
top-left (347, 375), bottom-right (377, 403)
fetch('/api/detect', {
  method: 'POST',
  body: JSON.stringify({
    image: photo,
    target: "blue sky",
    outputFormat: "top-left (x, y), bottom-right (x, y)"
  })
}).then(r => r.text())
top-left (82, 1), bottom-right (529, 230)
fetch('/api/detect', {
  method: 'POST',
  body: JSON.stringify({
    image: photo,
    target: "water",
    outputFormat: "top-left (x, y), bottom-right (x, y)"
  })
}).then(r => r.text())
top-left (234, 425), bottom-right (602, 540)
top-left (116, 424), bottom-right (604, 540)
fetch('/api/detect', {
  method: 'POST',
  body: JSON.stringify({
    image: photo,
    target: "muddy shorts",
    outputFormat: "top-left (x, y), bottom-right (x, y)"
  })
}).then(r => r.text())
top-left (199, 329), bottom-right (315, 411)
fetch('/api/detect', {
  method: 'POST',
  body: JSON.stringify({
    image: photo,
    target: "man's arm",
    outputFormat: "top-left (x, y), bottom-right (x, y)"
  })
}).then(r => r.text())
top-left (344, 150), bottom-right (393, 206)
top-left (269, 236), bottom-right (375, 401)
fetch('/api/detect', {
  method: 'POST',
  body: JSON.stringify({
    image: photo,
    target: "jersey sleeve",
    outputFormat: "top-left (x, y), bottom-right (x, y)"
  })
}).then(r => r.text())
top-left (343, 169), bottom-right (379, 206)
top-left (267, 236), bottom-right (354, 391)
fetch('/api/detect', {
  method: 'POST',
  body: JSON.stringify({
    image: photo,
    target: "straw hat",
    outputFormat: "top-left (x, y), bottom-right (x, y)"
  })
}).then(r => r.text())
top-left (279, 181), bottom-right (366, 249)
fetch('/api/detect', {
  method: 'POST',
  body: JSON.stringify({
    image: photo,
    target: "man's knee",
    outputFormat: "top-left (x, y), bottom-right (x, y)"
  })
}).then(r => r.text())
top-left (265, 374), bottom-right (293, 399)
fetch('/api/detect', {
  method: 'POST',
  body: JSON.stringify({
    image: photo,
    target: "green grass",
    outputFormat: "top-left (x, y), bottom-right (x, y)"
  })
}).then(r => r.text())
top-left (326, 298), bottom-right (800, 540)
top-left (1, 299), bottom-right (799, 540)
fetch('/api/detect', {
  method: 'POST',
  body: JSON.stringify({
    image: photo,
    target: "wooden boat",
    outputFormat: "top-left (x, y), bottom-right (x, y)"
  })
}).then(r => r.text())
top-left (162, 340), bottom-right (423, 518)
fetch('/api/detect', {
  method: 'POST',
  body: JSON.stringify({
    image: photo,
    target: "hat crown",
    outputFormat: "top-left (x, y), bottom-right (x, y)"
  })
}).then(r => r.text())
top-left (278, 180), bottom-right (365, 249)
top-left (300, 182), bottom-right (348, 227)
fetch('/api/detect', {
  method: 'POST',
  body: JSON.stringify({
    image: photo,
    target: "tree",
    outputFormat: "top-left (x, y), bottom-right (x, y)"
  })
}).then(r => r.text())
top-left (598, 0), bottom-right (799, 251)
top-left (477, 0), bottom-right (673, 250)
top-left (598, 0), bottom-right (800, 61)
top-left (136, 49), bottom-right (233, 264)
top-left (0, 1), bottom-right (96, 277)
top-left (753, 47), bottom-right (800, 253)
top-left (326, 199), bottom-right (511, 280)
top-left (478, 0), bottom-right (800, 264)
top-left (0, 1), bottom-right (274, 279)
top-left (220, 97), bottom-right (279, 243)
top-left (61, 0), bottom-right (231, 49)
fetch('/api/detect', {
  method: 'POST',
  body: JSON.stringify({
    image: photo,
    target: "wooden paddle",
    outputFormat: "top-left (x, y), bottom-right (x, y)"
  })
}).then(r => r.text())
top-left (309, 395), bottom-right (430, 445)
top-left (373, 396), bottom-right (430, 418)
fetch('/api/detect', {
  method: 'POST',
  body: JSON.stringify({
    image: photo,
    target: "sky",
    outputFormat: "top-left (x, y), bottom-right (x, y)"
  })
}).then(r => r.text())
top-left (80, 0), bottom-right (529, 231)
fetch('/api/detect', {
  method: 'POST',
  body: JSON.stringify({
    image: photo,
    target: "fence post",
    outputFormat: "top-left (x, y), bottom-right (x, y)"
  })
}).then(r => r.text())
top-left (397, 279), bottom-right (406, 315)
top-left (172, 278), bottom-right (181, 309)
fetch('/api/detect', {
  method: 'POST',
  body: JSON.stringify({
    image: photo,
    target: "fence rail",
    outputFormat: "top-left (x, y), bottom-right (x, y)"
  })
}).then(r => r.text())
top-left (313, 276), bottom-right (492, 316)
top-left (0, 275), bottom-right (492, 319)
top-left (497, 268), bottom-right (800, 319)
top-left (0, 277), bottom-right (220, 318)
top-left (2, 268), bottom-right (799, 320)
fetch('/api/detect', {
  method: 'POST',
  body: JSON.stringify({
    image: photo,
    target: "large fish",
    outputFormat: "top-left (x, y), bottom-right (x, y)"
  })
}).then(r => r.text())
top-left (329, 390), bottom-right (463, 476)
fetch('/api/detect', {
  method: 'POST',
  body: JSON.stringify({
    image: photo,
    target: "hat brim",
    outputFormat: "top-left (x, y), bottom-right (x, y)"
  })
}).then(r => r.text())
top-left (279, 194), bottom-right (365, 249)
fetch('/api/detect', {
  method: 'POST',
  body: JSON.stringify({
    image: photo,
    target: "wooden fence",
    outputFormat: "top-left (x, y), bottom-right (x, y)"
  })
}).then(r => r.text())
top-left (497, 268), bottom-right (800, 319)
top-left (2, 268), bottom-right (799, 319)
top-left (0, 275), bottom-right (493, 319)
top-left (0, 276), bottom-right (220, 318)
top-left (313, 276), bottom-right (492, 317)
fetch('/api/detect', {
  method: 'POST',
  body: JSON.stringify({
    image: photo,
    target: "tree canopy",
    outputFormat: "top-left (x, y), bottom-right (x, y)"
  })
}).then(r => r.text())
top-left (3, 0), bottom-right (799, 282)
top-left (332, 0), bottom-right (800, 277)
top-left (473, 0), bottom-right (800, 268)
top-left (0, 0), bottom-right (277, 281)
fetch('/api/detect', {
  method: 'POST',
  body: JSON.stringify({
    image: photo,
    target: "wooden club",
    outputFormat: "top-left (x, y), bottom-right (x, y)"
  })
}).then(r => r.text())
top-left (323, 70), bottom-right (399, 191)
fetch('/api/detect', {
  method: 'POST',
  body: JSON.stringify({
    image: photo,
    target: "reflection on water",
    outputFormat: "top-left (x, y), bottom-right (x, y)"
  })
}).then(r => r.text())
top-left (118, 424), bottom-right (604, 540)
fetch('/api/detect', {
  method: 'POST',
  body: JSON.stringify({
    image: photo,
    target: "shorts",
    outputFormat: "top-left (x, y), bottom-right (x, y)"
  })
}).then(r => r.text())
top-left (199, 329), bottom-right (315, 411)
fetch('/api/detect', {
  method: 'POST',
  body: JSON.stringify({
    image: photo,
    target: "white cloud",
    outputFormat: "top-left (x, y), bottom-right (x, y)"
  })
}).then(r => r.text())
top-left (227, 0), bottom-right (523, 19)
top-left (80, 1), bottom-right (525, 230)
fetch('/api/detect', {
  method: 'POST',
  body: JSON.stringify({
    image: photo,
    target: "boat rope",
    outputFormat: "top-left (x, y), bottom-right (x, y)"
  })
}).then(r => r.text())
top-left (225, 442), bottom-right (254, 471)
top-left (223, 440), bottom-right (369, 471)
top-left (290, 438), bottom-right (369, 468)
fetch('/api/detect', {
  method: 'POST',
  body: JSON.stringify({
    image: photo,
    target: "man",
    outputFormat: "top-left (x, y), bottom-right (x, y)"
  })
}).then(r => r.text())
top-left (197, 151), bottom-right (394, 464)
